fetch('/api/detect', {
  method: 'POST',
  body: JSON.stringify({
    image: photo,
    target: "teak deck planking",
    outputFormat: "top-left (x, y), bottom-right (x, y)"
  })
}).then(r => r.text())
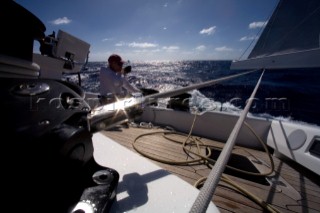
top-left (101, 125), bottom-right (320, 213)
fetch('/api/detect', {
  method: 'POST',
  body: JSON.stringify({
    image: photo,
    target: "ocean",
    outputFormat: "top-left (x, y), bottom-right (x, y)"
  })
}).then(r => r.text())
top-left (70, 60), bottom-right (320, 127)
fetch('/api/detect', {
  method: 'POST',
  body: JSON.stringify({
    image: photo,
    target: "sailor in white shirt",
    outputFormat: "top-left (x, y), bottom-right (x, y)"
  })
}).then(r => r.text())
top-left (100, 54), bottom-right (139, 99)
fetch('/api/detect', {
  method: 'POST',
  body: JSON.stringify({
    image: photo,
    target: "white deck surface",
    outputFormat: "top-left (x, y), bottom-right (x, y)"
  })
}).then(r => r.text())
top-left (93, 132), bottom-right (219, 212)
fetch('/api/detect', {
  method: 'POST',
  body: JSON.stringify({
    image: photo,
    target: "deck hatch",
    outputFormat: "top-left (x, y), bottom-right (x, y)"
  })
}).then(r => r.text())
top-left (208, 149), bottom-right (269, 185)
top-left (309, 137), bottom-right (320, 158)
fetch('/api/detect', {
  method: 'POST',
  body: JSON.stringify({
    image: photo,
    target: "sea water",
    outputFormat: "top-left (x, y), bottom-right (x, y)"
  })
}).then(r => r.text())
top-left (67, 60), bottom-right (320, 127)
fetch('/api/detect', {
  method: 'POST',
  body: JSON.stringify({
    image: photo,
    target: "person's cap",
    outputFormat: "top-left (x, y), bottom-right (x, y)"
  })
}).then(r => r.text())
top-left (108, 54), bottom-right (124, 64)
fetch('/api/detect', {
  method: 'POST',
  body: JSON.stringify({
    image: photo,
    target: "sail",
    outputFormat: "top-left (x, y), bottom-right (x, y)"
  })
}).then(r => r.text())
top-left (231, 0), bottom-right (320, 70)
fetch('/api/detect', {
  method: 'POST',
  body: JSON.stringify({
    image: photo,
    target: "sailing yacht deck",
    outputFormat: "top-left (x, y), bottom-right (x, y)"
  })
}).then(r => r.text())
top-left (100, 124), bottom-right (320, 213)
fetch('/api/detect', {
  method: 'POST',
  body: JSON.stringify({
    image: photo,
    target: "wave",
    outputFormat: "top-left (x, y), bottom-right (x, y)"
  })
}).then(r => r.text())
top-left (64, 61), bottom-right (319, 126)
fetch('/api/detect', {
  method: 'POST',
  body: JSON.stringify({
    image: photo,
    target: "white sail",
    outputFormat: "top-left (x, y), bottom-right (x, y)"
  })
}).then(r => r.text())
top-left (231, 0), bottom-right (320, 70)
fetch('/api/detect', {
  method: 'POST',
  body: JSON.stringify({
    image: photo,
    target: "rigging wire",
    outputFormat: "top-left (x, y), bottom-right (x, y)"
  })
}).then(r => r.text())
top-left (131, 75), bottom-right (285, 212)
top-left (190, 70), bottom-right (265, 213)
top-left (237, 0), bottom-right (280, 61)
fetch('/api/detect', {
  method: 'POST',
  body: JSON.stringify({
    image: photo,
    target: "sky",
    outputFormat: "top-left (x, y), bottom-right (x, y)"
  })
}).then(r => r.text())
top-left (15, 0), bottom-right (279, 62)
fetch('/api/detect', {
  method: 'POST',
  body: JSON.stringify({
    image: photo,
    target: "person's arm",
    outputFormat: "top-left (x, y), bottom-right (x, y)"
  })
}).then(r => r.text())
top-left (122, 78), bottom-right (140, 94)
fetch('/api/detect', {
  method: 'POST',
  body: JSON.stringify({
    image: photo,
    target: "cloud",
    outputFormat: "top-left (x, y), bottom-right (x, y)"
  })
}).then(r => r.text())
top-left (133, 49), bottom-right (161, 53)
top-left (102, 38), bottom-right (113, 42)
top-left (162, 46), bottom-right (180, 52)
top-left (115, 41), bottom-right (126, 46)
top-left (199, 26), bottom-right (216, 35)
top-left (215, 46), bottom-right (233, 51)
top-left (195, 45), bottom-right (206, 51)
top-left (239, 36), bottom-right (256, 41)
top-left (115, 42), bottom-right (158, 48)
top-left (249, 21), bottom-right (268, 29)
top-left (51, 17), bottom-right (72, 25)
top-left (128, 42), bottom-right (158, 48)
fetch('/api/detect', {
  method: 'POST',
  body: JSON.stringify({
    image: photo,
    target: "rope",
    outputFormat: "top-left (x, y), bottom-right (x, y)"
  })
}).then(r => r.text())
top-left (132, 114), bottom-right (212, 165)
top-left (132, 115), bottom-right (279, 212)
top-left (194, 175), bottom-right (281, 213)
top-left (131, 69), bottom-right (282, 212)
top-left (237, 0), bottom-right (278, 60)
top-left (132, 110), bottom-right (282, 211)
top-left (190, 70), bottom-right (265, 213)
top-left (132, 119), bottom-right (275, 175)
top-left (89, 69), bottom-right (260, 131)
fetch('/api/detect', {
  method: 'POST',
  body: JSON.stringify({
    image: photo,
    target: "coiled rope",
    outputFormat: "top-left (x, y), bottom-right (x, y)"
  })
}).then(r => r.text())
top-left (132, 70), bottom-right (281, 212)
top-left (132, 116), bottom-right (281, 212)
